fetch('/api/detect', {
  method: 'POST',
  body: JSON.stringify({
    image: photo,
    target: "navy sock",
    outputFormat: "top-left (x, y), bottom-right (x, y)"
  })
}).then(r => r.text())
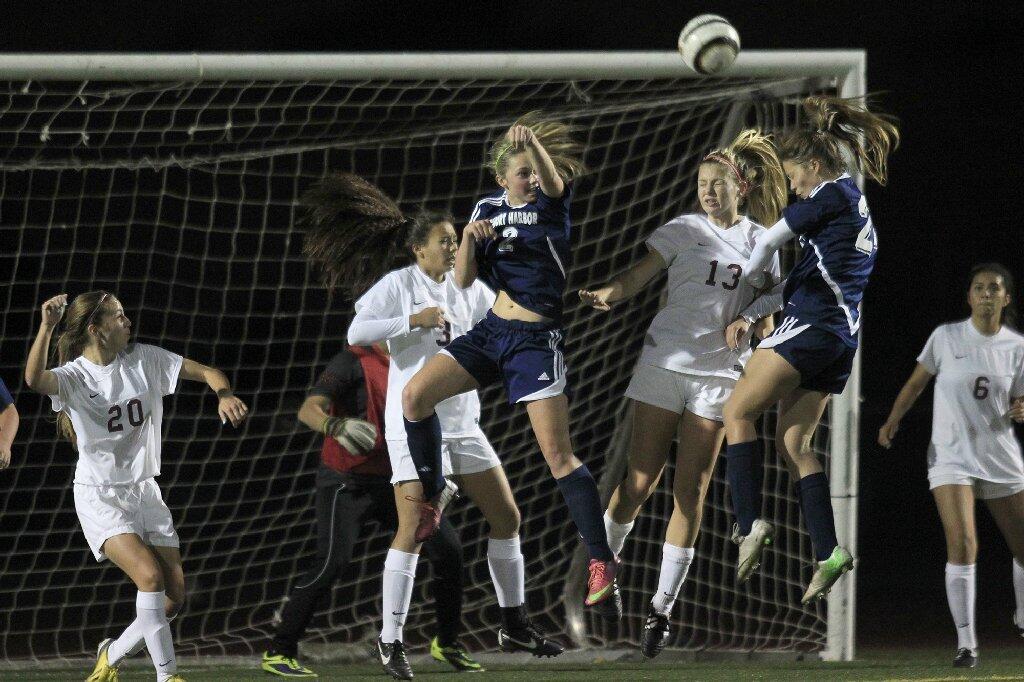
top-left (725, 440), bottom-right (762, 536)
top-left (555, 465), bottom-right (613, 561)
top-left (797, 472), bottom-right (838, 561)
top-left (403, 414), bottom-right (444, 499)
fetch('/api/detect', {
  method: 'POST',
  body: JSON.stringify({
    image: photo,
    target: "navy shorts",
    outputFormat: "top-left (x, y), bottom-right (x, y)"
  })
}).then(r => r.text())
top-left (760, 317), bottom-right (856, 395)
top-left (441, 311), bottom-right (568, 404)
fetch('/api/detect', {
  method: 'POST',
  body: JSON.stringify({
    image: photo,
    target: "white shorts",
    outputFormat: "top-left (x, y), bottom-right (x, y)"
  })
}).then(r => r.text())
top-left (624, 363), bottom-right (734, 422)
top-left (74, 478), bottom-right (179, 562)
top-left (927, 468), bottom-right (1024, 500)
top-left (387, 428), bottom-right (501, 484)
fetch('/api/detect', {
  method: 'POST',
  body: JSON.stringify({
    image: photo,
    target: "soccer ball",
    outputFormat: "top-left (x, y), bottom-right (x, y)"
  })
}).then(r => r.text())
top-left (678, 14), bottom-right (740, 75)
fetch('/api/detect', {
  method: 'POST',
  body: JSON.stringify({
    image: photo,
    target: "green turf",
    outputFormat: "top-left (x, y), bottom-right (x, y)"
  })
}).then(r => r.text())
top-left (5, 647), bottom-right (1023, 681)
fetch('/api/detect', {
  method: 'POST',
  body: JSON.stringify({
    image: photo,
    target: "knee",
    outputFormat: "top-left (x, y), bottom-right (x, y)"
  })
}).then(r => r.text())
top-left (488, 506), bottom-right (521, 538)
top-left (947, 535), bottom-right (978, 564)
top-left (722, 400), bottom-right (752, 428)
top-left (673, 477), bottom-right (709, 513)
top-left (135, 566), bottom-right (164, 593)
top-left (401, 382), bottom-right (427, 420)
top-left (620, 474), bottom-right (657, 509)
top-left (542, 447), bottom-right (578, 478)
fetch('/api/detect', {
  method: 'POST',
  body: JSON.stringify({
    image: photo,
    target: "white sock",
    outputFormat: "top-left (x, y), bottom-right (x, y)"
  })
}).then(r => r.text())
top-left (108, 602), bottom-right (177, 665)
top-left (487, 536), bottom-right (525, 607)
top-left (604, 511), bottom-right (634, 556)
top-left (1014, 558), bottom-right (1024, 626)
top-left (381, 549), bottom-right (419, 643)
top-left (122, 590), bottom-right (176, 680)
top-left (945, 563), bottom-right (977, 651)
top-left (650, 544), bottom-right (695, 615)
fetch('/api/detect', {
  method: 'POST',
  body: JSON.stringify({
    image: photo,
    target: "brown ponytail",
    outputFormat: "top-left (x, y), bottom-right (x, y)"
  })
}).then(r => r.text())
top-left (53, 290), bottom-right (114, 446)
top-left (779, 95), bottom-right (900, 186)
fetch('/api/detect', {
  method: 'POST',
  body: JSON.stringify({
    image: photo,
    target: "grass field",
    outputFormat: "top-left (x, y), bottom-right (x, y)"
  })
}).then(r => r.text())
top-left (4, 647), bottom-right (1024, 681)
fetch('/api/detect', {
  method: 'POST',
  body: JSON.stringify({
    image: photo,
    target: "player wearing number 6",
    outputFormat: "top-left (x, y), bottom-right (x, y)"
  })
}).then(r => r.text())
top-left (578, 129), bottom-right (785, 657)
top-left (724, 95), bottom-right (899, 604)
top-left (23, 291), bottom-right (249, 682)
top-left (879, 263), bottom-right (1024, 669)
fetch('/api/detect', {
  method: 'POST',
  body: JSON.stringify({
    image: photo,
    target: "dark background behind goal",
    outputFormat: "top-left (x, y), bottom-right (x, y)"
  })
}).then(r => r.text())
top-left (3, 0), bottom-right (1023, 650)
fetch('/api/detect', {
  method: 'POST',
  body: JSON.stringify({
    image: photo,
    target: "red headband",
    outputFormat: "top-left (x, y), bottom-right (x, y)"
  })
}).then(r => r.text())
top-left (702, 152), bottom-right (750, 196)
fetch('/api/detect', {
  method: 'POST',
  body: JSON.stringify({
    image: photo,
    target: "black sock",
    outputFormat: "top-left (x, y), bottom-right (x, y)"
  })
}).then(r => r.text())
top-left (403, 414), bottom-right (444, 499)
top-left (501, 604), bottom-right (529, 630)
top-left (725, 440), bottom-right (762, 535)
top-left (797, 471), bottom-right (838, 561)
top-left (555, 465), bottom-right (613, 562)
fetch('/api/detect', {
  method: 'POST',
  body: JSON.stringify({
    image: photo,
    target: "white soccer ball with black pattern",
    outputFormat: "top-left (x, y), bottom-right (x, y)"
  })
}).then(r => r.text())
top-left (678, 14), bottom-right (740, 75)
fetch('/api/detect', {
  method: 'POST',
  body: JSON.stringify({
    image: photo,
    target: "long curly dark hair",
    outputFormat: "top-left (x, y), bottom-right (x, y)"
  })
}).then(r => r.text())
top-left (300, 172), bottom-right (452, 298)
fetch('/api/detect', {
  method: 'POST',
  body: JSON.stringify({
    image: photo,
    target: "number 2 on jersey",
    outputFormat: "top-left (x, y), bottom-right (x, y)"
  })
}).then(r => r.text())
top-left (855, 221), bottom-right (877, 255)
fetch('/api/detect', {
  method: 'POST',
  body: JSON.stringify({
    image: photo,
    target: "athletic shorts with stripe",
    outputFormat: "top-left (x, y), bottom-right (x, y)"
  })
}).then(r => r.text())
top-left (759, 313), bottom-right (856, 395)
top-left (441, 310), bottom-right (569, 404)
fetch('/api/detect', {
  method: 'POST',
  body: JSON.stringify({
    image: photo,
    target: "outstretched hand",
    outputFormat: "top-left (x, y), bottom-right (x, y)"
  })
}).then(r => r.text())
top-left (578, 288), bottom-right (613, 312)
top-left (219, 395), bottom-right (249, 428)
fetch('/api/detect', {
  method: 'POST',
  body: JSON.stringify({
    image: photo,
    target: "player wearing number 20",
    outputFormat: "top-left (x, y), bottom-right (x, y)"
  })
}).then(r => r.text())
top-left (578, 129), bottom-right (786, 657)
top-left (879, 263), bottom-right (1024, 669)
top-left (726, 95), bottom-right (899, 604)
top-left (24, 291), bottom-right (249, 682)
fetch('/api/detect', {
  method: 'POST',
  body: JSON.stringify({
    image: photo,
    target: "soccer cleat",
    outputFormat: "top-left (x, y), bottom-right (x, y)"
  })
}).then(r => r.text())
top-left (735, 519), bottom-right (774, 583)
top-left (410, 479), bottom-right (459, 543)
top-left (261, 650), bottom-right (318, 678)
top-left (640, 608), bottom-right (670, 659)
top-left (165, 677), bottom-right (186, 682)
top-left (800, 546), bottom-right (855, 604)
top-left (952, 647), bottom-right (977, 668)
top-left (374, 637), bottom-right (413, 680)
top-left (584, 555), bottom-right (623, 621)
top-left (85, 637), bottom-right (118, 682)
top-left (497, 607), bottom-right (564, 658)
top-left (430, 636), bottom-right (484, 672)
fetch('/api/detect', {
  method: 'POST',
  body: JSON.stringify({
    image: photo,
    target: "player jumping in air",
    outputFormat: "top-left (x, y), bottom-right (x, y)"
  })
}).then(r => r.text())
top-left (24, 291), bottom-right (248, 682)
top-left (398, 114), bottom-right (624, 621)
top-left (723, 95), bottom-right (899, 603)
top-left (303, 174), bottom-right (562, 680)
top-left (879, 263), bottom-right (1024, 669)
top-left (579, 129), bottom-right (786, 657)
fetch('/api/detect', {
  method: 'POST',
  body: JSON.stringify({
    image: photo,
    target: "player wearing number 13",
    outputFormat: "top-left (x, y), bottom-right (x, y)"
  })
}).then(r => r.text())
top-left (725, 95), bottom-right (899, 604)
top-left (24, 291), bottom-right (249, 682)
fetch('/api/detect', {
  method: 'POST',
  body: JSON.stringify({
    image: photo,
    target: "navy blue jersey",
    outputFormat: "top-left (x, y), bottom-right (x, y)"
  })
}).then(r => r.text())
top-left (782, 175), bottom-right (876, 347)
top-left (469, 184), bottom-right (573, 321)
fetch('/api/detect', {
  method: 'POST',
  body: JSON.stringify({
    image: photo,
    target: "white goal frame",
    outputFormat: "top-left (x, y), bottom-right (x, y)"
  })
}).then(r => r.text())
top-left (0, 50), bottom-right (863, 663)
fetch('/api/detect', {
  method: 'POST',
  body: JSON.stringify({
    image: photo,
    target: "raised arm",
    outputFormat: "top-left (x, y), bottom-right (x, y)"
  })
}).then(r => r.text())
top-left (578, 250), bottom-right (666, 311)
top-left (24, 294), bottom-right (67, 396)
top-left (509, 125), bottom-right (564, 199)
top-left (878, 363), bottom-right (935, 448)
top-left (744, 218), bottom-right (797, 288)
top-left (179, 358), bottom-right (249, 427)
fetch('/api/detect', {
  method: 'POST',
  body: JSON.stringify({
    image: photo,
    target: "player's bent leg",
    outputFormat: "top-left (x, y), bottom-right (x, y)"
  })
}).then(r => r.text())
top-left (605, 400), bottom-right (679, 555)
top-left (102, 534), bottom-right (178, 680)
top-left (722, 348), bottom-right (800, 445)
top-left (982, 489), bottom-right (1024, 637)
top-left (527, 396), bottom-right (621, 621)
top-left (401, 353), bottom-right (478, 421)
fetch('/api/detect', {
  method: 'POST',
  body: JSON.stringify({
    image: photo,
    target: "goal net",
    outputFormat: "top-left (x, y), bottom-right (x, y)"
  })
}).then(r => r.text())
top-left (0, 52), bottom-right (861, 664)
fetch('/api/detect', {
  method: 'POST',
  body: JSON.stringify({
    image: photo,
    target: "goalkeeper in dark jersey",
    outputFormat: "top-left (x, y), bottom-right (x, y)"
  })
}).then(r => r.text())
top-left (260, 344), bottom-right (480, 678)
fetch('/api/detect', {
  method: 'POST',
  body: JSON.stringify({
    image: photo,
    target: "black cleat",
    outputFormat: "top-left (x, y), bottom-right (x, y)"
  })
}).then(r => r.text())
top-left (373, 637), bottom-right (413, 680)
top-left (952, 647), bottom-right (977, 668)
top-left (640, 609), bottom-right (670, 659)
top-left (498, 606), bottom-right (564, 658)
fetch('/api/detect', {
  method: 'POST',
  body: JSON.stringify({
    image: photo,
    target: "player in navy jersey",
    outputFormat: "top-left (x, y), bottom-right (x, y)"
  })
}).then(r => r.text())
top-left (399, 113), bottom-right (624, 620)
top-left (0, 378), bottom-right (17, 470)
top-left (722, 95), bottom-right (899, 603)
top-left (303, 173), bottom-right (562, 680)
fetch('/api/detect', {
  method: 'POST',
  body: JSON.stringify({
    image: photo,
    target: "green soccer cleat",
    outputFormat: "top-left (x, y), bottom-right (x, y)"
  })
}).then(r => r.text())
top-left (85, 638), bottom-right (118, 682)
top-left (261, 651), bottom-right (318, 678)
top-left (801, 546), bottom-right (855, 604)
top-left (430, 636), bottom-right (484, 672)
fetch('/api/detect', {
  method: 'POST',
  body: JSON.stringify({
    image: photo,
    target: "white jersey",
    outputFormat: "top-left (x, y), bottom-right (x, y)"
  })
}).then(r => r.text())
top-left (640, 213), bottom-right (781, 379)
top-left (351, 264), bottom-right (495, 440)
top-left (49, 343), bottom-right (183, 486)
top-left (917, 319), bottom-right (1024, 482)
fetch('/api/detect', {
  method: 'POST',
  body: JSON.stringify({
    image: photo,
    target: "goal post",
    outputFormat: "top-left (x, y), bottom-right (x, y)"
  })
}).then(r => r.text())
top-left (0, 50), bottom-right (863, 665)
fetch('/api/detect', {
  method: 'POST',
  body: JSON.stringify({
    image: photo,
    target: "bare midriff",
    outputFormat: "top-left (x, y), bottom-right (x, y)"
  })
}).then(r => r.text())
top-left (490, 290), bottom-right (551, 323)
